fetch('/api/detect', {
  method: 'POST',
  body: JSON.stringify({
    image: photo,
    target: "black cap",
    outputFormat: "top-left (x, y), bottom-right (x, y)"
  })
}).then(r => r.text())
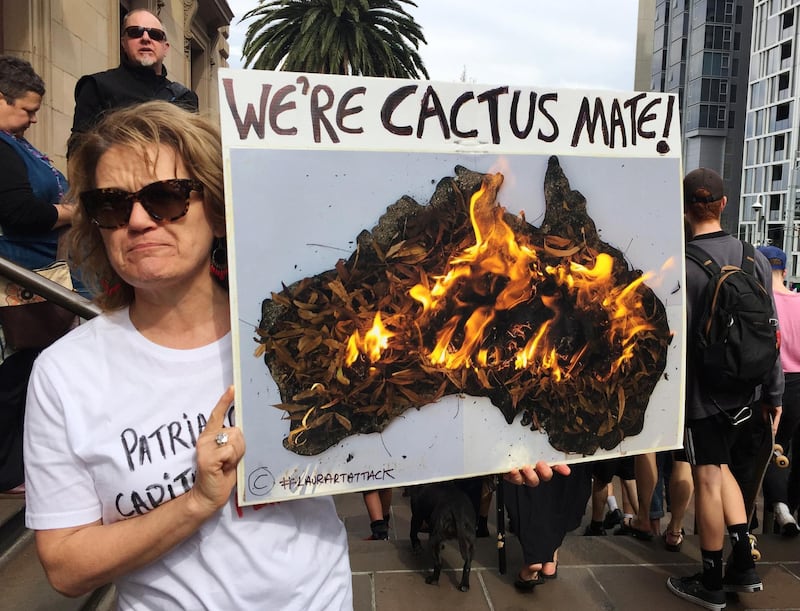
top-left (684, 168), bottom-right (724, 206)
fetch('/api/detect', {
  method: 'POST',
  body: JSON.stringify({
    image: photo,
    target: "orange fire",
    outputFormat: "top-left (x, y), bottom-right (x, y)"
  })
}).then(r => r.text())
top-left (345, 172), bottom-right (658, 383)
top-left (345, 312), bottom-right (394, 366)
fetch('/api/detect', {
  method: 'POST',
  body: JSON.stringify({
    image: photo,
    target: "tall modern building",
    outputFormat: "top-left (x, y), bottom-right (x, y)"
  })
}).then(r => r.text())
top-left (740, 0), bottom-right (800, 283)
top-left (649, 0), bottom-right (754, 234)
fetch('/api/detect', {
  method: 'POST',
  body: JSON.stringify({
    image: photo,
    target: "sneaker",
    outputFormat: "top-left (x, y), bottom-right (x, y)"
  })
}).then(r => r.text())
top-left (666, 573), bottom-right (726, 610)
top-left (365, 519), bottom-right (388, 540)
top-left (722, 565), bottom-right (763, 593)
top-left (603, 508), bottom-right (623, 529)
top-left (780, 521), bottom-right (800, 537)
top-left (363, 532), bottom-right (389, 541)
top-left (583, 522), bottom-right (607, 536)
top-left (774, 502), bottom-right (800, 538)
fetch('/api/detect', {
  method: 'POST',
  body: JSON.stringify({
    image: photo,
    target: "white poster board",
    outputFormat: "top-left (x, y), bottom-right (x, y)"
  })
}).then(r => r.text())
top-left (218, 68), bottom-right (685, 505)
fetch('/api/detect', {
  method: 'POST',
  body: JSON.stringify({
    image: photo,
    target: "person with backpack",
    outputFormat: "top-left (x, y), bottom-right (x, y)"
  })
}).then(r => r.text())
top-left (667, 168), bottom-right (783, 611)
top-left (67, 9), bottom-right (198, 157)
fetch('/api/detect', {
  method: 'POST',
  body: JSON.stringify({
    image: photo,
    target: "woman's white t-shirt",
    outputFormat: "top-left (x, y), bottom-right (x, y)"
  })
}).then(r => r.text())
top-left (24, 309), bottom-right (352, 610)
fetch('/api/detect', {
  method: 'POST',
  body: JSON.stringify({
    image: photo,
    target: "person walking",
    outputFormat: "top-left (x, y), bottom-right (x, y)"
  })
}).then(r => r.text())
top-left (757, 245), bottom-right (800, 536)
top-left (666, 168), bottom-right (783, 611)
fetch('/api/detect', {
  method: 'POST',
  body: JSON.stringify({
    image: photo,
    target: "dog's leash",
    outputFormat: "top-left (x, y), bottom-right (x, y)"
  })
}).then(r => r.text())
top-left (496, 474), bottom-right (506, 574)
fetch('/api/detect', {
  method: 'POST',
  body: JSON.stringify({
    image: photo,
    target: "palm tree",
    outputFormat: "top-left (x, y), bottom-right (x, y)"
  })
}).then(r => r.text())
top-left (240, 0), bottom-right (430, 79)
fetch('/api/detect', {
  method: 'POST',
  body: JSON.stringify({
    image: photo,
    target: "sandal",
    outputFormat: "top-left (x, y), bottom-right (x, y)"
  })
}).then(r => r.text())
top-left (614, 517), bottom-right (654, 541)
top-left (663, 529), bottom-right (684, 552)
top-left (514, 571), bottom-right (544, 591)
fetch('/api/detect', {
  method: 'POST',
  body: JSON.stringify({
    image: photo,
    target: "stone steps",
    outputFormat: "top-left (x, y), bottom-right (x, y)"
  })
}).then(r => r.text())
top-left (0, 499), bottom-right (114, 611)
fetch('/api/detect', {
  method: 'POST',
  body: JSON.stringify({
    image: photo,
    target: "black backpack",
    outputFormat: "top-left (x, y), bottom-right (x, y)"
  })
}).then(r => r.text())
top-left (685, 241), bottom-right (779, 401)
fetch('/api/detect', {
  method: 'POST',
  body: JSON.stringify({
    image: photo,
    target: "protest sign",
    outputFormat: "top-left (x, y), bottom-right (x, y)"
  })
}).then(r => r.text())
top-left (218, 69), bottom-right (684, 505)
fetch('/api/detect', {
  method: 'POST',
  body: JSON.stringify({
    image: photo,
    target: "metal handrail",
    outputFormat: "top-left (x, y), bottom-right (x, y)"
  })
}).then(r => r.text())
top-left (0, 256), bottom-right (101, 320)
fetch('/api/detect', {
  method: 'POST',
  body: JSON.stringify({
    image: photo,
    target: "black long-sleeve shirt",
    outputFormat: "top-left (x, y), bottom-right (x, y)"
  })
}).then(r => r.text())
top-left (0, 138), bottom-right (59, 234)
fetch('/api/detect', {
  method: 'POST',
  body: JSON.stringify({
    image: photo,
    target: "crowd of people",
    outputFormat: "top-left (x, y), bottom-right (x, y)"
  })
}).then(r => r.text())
top-left (1, 8), bottom-right (798, 611)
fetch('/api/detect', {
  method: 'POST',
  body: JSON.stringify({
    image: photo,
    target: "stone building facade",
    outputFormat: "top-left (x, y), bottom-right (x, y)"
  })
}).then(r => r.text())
top-left (1, 0), bottom-right (233, 173)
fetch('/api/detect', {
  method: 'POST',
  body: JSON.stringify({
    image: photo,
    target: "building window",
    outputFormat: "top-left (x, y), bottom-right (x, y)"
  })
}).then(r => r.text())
top-left (779, 71), bottom-right (790, 90)
top-left (782, 9), bottom-right (794, 28)
top-left (781, 41), bottom-right (792, 61)
top-left (705, 24), bottom-right (732, 49)
top-left (702, 51), bottom-right (729, 75)
top-left (746, 140), bottom-right (757, 164)
top-left (699, 103), bottom-right (726, 128)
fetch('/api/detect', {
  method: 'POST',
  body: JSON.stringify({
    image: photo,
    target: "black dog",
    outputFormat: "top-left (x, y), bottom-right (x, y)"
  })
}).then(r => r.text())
top-left (410, 482), bottom-right (476, 592)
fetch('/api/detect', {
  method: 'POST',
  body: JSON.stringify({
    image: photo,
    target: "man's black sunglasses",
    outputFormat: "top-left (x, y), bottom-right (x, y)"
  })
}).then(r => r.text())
top-left (81, 179), bottom-right (204, 229)
top-left (123, 25), bottom-right (167, 42)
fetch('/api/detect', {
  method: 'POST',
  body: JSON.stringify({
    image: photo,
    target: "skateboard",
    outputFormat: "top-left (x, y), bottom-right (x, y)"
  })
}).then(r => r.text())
top-left (735, 414), bottom-right (788, 561)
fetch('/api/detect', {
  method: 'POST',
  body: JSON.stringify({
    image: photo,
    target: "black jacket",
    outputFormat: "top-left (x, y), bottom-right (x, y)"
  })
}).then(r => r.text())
top-left (68, 59), bottom-right (199, 155)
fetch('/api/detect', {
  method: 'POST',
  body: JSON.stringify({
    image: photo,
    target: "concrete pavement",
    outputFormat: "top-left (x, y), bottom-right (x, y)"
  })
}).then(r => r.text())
top-left (336, 490), bottom-right (800, 611)
top-left (3, 487), bottom-right (799, 610)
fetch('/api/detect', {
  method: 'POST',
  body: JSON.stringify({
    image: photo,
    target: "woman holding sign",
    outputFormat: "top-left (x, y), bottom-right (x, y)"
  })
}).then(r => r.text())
top-left (21, 101), bottom-right (352, 609)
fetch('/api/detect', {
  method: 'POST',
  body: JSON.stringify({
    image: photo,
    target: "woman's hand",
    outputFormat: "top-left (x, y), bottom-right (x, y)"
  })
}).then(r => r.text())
top-left (187, 386), bottom-right (244, 516)
top-left (504, 460), bottom-right (571, 487)
top-left (36, 386), bottom-right (245, 597)
top-left (53, 202), bottom-right (76, 229)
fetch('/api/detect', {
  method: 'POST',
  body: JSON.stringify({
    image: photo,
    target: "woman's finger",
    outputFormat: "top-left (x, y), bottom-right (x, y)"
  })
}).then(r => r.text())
top-left (205, 386), bottom-right (235, 431)
top-left (503, 461), bottom-right (571, 487)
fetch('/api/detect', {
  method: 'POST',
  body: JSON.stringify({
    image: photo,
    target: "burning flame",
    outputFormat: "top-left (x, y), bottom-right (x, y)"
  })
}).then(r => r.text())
top-left (345, 173), bottom-right (658, 383)
top-left (345, 312), bottom-right (394, 366)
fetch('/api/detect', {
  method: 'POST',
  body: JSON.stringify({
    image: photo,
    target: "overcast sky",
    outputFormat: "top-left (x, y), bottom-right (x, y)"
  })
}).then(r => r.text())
top-left (225, 0), bottom-right (640, 90)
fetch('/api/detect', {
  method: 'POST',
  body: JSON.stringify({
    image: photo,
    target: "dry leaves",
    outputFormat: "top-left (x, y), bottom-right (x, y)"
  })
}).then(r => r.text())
top-left (256, 158), bottom-right (671, 456)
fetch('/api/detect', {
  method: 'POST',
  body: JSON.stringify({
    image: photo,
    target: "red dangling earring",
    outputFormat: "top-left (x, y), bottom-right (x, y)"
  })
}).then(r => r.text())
top-left (210, 238), bottom-right (228, 285)
top-left (101, 278), bottom-right (122, 297)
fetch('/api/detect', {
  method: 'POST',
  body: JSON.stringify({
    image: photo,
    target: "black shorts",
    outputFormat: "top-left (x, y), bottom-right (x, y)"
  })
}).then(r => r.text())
top-left (683, 410), bottom-right (748, 466)
top-left (591, 456), bottom-right (636, 485)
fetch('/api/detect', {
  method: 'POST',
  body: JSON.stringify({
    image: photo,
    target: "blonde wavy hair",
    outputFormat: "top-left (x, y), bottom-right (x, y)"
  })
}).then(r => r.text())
top-left (66, 101), bottom-right (225, 311)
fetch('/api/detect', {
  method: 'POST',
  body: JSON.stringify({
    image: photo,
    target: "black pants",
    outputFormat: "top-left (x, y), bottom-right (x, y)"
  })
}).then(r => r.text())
top-left (0, 349), bottom-right (38, 490)
top-left (763, 373), bottom-right (800, 509)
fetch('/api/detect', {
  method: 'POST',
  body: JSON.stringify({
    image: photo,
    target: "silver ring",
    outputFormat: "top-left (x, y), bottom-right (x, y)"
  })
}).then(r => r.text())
top-left (215, 432), bottom-right (229, 446)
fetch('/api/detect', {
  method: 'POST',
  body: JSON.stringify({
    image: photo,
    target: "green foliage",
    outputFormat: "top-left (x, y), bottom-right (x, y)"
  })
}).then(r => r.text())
top-left (240, 0), bottom-right (430, 79)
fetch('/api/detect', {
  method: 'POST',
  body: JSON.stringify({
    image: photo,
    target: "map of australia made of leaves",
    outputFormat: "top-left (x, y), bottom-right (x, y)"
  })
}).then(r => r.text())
top-left (256, 156), bottom-right (671, 456)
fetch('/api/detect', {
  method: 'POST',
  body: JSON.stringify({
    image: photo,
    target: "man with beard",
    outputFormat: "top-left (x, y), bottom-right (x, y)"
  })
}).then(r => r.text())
top-left (68, 9), bottom-right (198, 156)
